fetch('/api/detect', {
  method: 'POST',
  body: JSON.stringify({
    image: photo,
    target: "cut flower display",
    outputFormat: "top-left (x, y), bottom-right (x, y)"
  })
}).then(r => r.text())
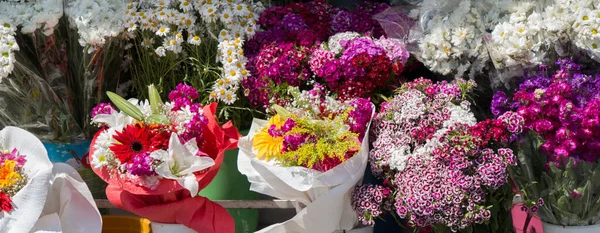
top-left (492, 59), bottom-right (600, 226)
top-left (90, 83), bottom-right (240, 233)
top-left (353, 78), bottom-right (518, 232)
top-left (242, 0), bottom-right (405, 110)
top-left (238, 85), bottom-right (375, 232)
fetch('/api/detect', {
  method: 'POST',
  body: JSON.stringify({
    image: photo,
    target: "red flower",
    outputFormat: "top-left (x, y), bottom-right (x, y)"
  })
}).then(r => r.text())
top-left (110, 125), bottom-right (156, 164)
top-left (0, 192), bottom-right (13, 213)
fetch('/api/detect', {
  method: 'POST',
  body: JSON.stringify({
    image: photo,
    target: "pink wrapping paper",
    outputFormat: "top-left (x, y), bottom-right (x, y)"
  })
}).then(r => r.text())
top-left (91, 103), bottom-right (240, 233)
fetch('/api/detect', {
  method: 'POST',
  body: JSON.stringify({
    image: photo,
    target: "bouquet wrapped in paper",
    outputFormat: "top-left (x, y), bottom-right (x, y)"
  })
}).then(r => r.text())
top-left (90, 83), bottom-right (239, 233)
top-left (0, 126), bottom-right (101, 233)
top-left (238, 84), bottom-right (375, 233)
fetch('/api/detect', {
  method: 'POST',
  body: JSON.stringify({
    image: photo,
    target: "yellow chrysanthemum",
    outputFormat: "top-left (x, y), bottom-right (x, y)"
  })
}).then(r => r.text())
top-left (252, 114), bottom-right (286, 160)
top-left (0, 160), bottom-right (21, 188)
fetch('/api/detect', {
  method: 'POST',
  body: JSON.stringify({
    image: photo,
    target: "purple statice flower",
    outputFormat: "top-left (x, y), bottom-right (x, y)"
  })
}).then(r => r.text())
top-left (279, 13), bottom-right (309, 32)
top-left (91, 103), bottom-right (115, 119)
top-left (348, 98), bottom-right (373, 140)
top-left (180, 104), bottom-right (208, 145)
top-left (125, 152), bottom-right (155, 176)
top-left (169, 83), bottom-right (199, 111)
top-left (0, 148), bottom-right (26, 166)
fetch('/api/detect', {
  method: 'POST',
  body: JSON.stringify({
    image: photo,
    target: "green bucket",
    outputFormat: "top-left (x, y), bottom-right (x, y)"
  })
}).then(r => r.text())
top-left (199, 129), bottom-right (258, 233)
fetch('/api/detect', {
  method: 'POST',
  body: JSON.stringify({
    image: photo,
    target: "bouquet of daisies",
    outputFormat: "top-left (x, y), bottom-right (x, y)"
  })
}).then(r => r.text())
top-left (353, 78), bottom-right (518, 232)
top-left (0, 126), bottom-right (101, 233)
top-left (90, 83), bottom-right (240, 233)
top-left (238, 84), bottom-right (374, 233)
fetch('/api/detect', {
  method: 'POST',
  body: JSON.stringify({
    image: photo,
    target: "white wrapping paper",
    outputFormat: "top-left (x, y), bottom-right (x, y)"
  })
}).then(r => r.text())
top-left (0, 127), bottom-right (53, 233)
top-left (238, 114), bottom-right (373, 233)
top-left (32, 163), bottom-right (102, 233)
top-left (0, 127), bottom-right (101, 233)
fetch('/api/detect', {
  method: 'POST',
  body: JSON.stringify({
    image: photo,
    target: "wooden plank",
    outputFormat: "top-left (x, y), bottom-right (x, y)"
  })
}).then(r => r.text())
top-left (95, 199), bottom-right (298, 209)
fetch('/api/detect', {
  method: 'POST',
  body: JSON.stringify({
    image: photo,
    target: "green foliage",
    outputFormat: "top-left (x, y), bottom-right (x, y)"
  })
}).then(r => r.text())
top-left (512, 131), bottom-right (600, 226)
top-left (106, 91), bottom-right (144, 121)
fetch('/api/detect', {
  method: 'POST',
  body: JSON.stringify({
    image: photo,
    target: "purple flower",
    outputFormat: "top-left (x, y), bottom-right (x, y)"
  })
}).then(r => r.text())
top-left (0, 148), bottom-right (27, 166)
top-left (125, 152), bottom-right (156, 176)
top-left (281, 118), bottom-right (296, 133)
top-left (91, 103), bottom-right (115, 119)
top-left (169, 83), bottom-right (199, 111)
top-left (282, 133), bottom-right (308, 152)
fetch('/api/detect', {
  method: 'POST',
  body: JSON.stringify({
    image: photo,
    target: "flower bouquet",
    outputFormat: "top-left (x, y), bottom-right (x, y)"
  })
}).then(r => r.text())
top-left (491, 59), bottom-right (600, 232)
top-left (353, 78), bottom-right (518, 232)
top-left (242, 0), bottom-right (395, 110)
top-left (90, 83), bottom-right (239, 233)
top-left (0, 126), bottom-right (101, 233)
top-left (238, 84), bottom-right (374, 233)
top-left (311, 33), bottom-right (408, 102)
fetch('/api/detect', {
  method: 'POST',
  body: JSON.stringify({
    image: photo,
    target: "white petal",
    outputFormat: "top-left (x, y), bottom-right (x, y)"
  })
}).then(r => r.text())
top-left (183, 138), bottom-right (199, 155)
top-left (168, 133), bottom-right (189, 162)
top-left (150, 150), bottom-right (168, 160)
top-left (154, 162), bottom-right (177, 180)
top-left (179, 156), bottom-right (215, 175)
top-left (181, 175), bottom-right (199, 197)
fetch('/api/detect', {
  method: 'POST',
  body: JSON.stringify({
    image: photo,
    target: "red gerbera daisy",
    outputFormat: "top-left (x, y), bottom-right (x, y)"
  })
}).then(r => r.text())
top-left (0, 192), bottom-right (13, 213)
top-left (110, 125), bottom-right (156, 164)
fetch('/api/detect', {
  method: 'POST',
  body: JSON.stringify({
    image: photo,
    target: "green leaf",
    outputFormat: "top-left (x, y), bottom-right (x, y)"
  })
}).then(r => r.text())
top-left (148, 84), bottom-right (163, 114)
top-left (147, 114), bottom-right (170, 125)
top-left (106, 91), bottom-right (144, 121)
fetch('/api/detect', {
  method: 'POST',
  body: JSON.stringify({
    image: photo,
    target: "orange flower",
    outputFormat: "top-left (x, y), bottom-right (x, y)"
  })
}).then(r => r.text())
top-left (0, 160), bottom-right (21, 189)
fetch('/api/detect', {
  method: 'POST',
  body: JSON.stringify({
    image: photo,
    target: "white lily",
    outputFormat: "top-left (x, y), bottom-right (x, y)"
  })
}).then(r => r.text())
top-left (92, 111), bottom-right (133, 130)
top-left (151, 133), bottom-right (215, 197)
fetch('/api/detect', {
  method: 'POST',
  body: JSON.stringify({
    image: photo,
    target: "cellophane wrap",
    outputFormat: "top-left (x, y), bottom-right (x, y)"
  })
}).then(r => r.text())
top-left (237, 109), bottom-right (374, 233)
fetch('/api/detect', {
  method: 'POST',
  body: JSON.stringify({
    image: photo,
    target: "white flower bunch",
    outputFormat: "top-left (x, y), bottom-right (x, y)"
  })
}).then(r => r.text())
top-left (201, 0), bottom-right (264, 105)
top-left (65, 0), bottom-right (130, 52)
top-left (0, 0), bottom-right (63, 36)
top-left (411, 0), bottom-right (512, 77)
top-left (0, 0), bottom-right (63, 81)
top-left (566, 0), bottom-right (600, 60)
top-left (121, 0), bottom-right (265, 105)
top-left (121, 0), bottom-right (263, 56)
top-left (210, 38), bottom-right (249, 104)
top-left (0, 22), bottom-right (18, 82)
top-left (489, 2), bottom-right (547, 72)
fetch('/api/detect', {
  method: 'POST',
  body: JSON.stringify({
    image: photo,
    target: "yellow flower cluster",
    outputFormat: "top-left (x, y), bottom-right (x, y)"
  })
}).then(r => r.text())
top-left (0, 160), bottom-right (22, 189)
